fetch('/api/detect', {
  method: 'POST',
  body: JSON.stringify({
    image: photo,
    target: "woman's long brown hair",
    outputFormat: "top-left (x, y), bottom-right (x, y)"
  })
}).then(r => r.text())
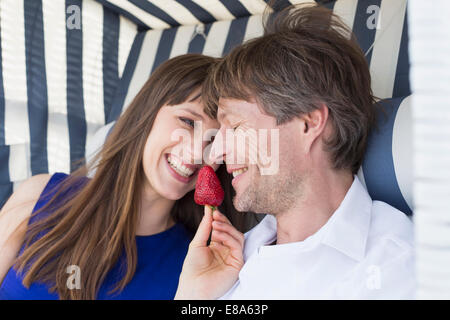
top-left (12, 54), bottom-right (257, 300)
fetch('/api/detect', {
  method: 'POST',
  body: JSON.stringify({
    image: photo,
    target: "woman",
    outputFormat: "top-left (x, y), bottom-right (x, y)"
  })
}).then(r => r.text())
top-left (0, 54), bottom-right (252, 300)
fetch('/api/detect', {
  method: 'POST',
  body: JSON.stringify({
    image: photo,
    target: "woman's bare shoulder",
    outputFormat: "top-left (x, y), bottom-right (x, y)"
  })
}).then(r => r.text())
top-left (0, 174), bottom-right (52, 284)
top-left (0, 174), bottom-right (52, 241)
top-left (1, 174), bottom-right (52, 215)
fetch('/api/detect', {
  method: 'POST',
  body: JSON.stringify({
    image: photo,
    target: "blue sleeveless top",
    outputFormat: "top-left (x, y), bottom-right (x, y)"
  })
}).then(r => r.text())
top-left (0, 172), bottom-right (193, 300)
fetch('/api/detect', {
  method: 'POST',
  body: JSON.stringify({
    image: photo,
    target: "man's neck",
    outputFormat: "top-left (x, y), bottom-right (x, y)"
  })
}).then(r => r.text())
top-left (275, 170), bottom-right (354, 245)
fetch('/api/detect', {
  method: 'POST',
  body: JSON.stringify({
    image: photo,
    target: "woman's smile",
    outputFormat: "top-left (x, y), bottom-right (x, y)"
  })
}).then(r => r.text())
top-left (164, 153), bottom-right (200, 184)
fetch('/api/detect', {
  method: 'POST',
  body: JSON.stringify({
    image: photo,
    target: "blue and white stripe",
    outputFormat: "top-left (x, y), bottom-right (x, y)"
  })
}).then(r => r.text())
top-left (96, 0), bottom-right (249, 29)
top-left (0, 0), bottom-right (137, 207)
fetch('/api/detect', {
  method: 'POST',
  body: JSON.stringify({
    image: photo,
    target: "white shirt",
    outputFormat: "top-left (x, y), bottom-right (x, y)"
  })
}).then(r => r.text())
top-left (220, 176), bottom-right (415, 299)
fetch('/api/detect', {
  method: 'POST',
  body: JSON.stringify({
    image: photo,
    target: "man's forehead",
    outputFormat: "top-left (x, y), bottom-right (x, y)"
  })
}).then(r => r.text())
top-left (218, 98), bottom-right (251, 118)
top-left (217, 97), bottom-right (267, 121)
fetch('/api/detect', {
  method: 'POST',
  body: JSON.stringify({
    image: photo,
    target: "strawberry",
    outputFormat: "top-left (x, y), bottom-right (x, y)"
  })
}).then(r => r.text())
top-left (194, 165), bottom-right (225, 211)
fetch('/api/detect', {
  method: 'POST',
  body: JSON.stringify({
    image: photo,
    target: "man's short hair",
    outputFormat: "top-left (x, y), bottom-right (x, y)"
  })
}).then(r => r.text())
top-left (204, 3), bottom-right (377, 174)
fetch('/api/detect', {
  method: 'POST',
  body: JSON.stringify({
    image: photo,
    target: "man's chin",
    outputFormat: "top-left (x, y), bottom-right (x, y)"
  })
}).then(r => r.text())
top-left (232, 194), bottom-right (245, 212)
top-left (233, 190), bottom-right (253, 213)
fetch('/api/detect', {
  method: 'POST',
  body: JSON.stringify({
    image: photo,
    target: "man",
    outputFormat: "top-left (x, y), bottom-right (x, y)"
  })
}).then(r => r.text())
top-left (175, 3), bottom-right (415, 299)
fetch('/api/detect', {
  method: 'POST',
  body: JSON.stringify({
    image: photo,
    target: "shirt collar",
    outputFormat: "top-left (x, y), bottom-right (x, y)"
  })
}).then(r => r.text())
top-left (321, 175), bottom-right (372, 262)
top-left (243, 214), bottom-right (277, 261)
top-left (243, 175), bottom-right (372, 262)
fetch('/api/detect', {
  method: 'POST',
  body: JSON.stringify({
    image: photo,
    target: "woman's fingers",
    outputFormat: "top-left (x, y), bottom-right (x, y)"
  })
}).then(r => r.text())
top-left (212, 220), bottom-right (244, 247)
top-left (190, 205), bottom-right (213, 248)
top-left (210, 208), bottom-right (244, 247)
top-left (210, 230), bottom-right (244, 263)
top-left (212, 209), bottom-right (232, 225)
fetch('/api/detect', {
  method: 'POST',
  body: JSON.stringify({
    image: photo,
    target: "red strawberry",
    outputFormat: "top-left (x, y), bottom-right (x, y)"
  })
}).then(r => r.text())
top-left (194, 165), bottom-right (224, 210)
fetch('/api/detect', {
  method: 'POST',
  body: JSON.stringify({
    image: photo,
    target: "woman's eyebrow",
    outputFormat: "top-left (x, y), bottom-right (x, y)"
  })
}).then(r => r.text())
top-left (178, 107), bottom-right (204, 119)
top-left (189, 92), bottom-right (201, 102)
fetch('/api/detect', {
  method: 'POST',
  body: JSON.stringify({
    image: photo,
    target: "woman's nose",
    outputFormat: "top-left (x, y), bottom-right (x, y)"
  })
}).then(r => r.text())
top-left (207, 128), bottom-right (228, 165)
top-left (183, 133), bottom-right (218, 166)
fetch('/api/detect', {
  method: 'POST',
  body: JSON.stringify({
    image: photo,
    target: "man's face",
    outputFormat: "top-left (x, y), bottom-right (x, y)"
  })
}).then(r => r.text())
top-left (209, 98), bottom-right (306, 215)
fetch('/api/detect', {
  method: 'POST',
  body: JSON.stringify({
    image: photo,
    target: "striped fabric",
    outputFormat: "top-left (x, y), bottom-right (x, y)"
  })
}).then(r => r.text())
top-left (94, 0), bottom-right (276, 30)
top-left (93, 0), bottom-right (355, 31)
top-left (0, 0), bottom-right (137, 207)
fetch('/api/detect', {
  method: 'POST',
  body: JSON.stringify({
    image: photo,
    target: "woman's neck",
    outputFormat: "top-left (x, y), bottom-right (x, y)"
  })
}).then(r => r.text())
top-left (135, 181), bottom-right (176, 236)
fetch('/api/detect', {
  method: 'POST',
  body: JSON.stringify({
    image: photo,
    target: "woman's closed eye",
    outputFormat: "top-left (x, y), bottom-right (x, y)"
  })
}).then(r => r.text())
top-left (179, 117), bottom-right (195, 128)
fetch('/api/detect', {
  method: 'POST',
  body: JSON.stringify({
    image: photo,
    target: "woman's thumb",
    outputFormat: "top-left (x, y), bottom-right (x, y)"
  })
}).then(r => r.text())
top-left (190, 205), bottom-right (213, 248)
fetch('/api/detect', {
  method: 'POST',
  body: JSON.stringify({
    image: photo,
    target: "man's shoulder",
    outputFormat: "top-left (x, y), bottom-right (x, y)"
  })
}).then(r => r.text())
top-left (368, 200), bottom-right (414, 251)
top-left (346, 201), bottom-right (415, 299)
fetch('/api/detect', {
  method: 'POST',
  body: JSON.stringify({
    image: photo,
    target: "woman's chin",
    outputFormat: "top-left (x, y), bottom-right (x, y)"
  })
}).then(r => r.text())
top-left (159, 187), bottom-right (190, 201)
top-left (156, 176), bottom-right (194, 200)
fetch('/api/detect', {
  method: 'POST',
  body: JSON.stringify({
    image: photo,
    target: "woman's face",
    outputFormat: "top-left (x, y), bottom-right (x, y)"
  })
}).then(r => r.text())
top-left (142, 90), bottom-right (220, 200)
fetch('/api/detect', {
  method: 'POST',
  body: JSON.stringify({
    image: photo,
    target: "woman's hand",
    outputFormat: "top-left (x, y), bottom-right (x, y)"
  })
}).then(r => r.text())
top-left (174, 205), bottom-right (245, 300)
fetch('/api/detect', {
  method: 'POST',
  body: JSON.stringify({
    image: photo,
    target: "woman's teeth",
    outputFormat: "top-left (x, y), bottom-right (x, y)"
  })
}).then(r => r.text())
top-left (167, 155), bottom-right (194, 178)
top-left (232, 167), bottom-right (248, 178)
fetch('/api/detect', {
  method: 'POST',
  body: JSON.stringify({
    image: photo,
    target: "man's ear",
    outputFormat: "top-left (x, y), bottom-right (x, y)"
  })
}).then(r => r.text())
top-left (300, 104), bottom-right (329, 153)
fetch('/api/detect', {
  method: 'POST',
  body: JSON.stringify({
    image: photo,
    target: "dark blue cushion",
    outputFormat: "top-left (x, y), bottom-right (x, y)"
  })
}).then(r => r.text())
top-left (360, 95), bottom-right (413, 215)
